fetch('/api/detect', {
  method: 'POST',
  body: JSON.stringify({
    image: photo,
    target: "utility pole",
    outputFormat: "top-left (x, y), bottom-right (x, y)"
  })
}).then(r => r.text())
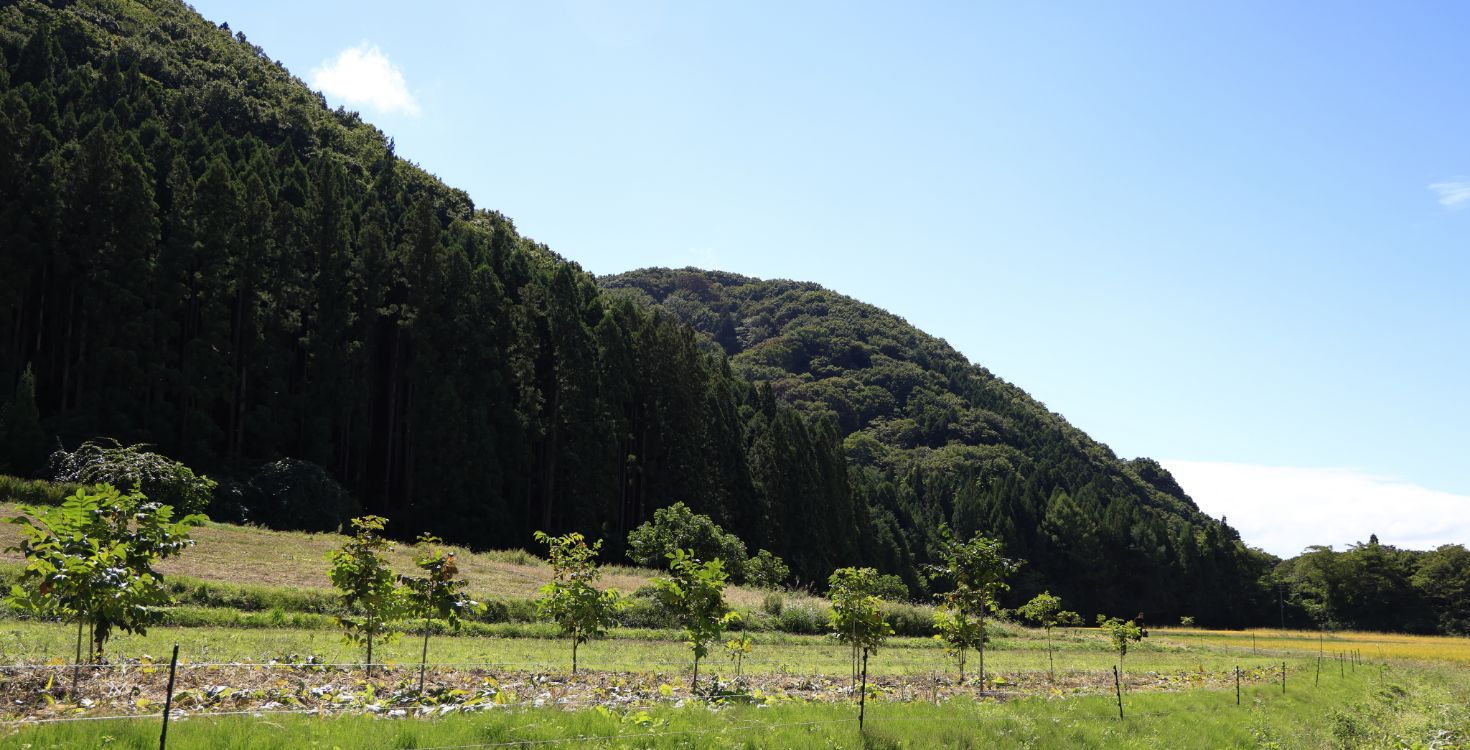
top-left (1278, 584), bottom-right (1285, 630)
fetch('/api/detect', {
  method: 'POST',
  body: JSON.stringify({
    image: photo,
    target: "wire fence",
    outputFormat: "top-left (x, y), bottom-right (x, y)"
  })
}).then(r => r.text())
top-left (0, 648), bottom-right (1379, 748)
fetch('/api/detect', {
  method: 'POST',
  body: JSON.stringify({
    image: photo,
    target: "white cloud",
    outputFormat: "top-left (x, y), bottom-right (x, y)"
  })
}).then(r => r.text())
top-left (1429, 177), bottom-right (1470, 209)
top-left (309, 43), bottom-right (420, 116)
top-left (1160, 460), bottom-right (1470, 558)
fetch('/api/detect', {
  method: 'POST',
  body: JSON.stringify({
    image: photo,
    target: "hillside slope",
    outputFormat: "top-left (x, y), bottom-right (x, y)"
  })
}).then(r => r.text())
top-left (601, 269), bottom-right (1275, 621)
top-left (0, 0), bottom-right (1271, 626)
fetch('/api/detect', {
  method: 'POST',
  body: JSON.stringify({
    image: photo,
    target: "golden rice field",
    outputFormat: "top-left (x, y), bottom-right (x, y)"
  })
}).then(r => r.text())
top-left (1155, 627), bottom-right (1470, 666)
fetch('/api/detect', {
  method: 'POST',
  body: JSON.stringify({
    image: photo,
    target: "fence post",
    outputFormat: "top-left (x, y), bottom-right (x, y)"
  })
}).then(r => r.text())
top-left (1235, 666), bottom-right (1240, 706)
top-left (858, 649), bottom-right (868, 731)
top-left (1113, 665), bottom-right (1124, 720)
top-left (159, 643), bottom-right (180, 750)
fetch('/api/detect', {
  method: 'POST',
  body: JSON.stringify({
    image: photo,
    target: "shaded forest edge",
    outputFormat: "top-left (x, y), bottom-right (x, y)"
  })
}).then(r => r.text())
top-left (0, 0), bottom-right (1464, 633)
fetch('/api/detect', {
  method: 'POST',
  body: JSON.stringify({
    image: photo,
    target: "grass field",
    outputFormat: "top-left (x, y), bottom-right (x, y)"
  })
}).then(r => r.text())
top-left (3, 500), bottom-right (1470, 747)
top-left (8, 660), bottom-right (1469, 749)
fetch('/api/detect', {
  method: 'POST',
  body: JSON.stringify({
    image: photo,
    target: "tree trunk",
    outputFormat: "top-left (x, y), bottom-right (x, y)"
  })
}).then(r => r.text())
top-left (1047, 629), bottom-right (1055, 682)
top-left (72, 619), bottom-right (82, 698)
top-left (979, 640), bottom-right (986, 692)
top-left (572, 638), bottom-right (579, 675)
top-left (692, 655), bottom-right (699, 693)
top-left (366, 612), bottom-right (374, 678)
top-left (417, 585), bottom-right (432, 691)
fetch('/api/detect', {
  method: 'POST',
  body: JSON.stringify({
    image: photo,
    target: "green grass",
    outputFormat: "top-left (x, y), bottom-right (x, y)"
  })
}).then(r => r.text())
top-left (0, 474), bottom-right (86, 507)
top-left (8, 662), bottom-right (1467, 749)
top-left (0, 618), bottom-right (1292, 680)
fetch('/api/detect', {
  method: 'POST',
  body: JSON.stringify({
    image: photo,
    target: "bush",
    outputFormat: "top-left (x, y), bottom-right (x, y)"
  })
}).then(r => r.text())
top-left (626, 502), bottom-right (748, 580)
top-left (760, 592), bottom-right (785, 617)
top-left (243, 459), bottom-right (358, 532)
top-left (476, 597), bottom-right (540, 624)
top-left (871, 573), bottom-right (910, 602)
top-left (50, 440), bottom-right (216, 516)
top-left (618, 586), bottom-right (679, 629)
top-left (745, 549), bottom-right (791, 589)
top-left (776, 602), bottom-right (828, 634)
top-left (882, 602), bottom-right (934, 637)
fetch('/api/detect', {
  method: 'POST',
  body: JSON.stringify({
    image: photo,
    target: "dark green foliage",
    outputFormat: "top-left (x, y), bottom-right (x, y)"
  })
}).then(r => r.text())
top-left (602, 269), bottom-right (1280, 626)
top-left (744, 549), bottom-right (791, 590)
top-left (627, 502), bottom-right (750, 581)
top-left (242, 459), bottom-right (358, 532)
top-left (0, 2), bottom-right (826, 582)
top-left (1276, 538), bottom-right (1468, 635)
top-left (0, 365), bottom-right (46, 475)
top-left (49, 440), bottom-right (216, 516)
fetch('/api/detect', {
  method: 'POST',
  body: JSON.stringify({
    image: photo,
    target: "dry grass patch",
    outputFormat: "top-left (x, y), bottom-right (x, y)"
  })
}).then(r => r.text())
top-left (0, 503), bottom-right (824, 610)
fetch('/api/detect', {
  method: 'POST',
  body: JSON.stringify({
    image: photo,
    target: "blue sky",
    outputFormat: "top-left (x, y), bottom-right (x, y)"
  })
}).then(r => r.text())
top-left (193, 1), bottom-right (1470, 556)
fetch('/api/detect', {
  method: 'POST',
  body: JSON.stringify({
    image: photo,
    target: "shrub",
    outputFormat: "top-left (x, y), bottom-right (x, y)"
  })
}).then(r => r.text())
top-left (882, 602), bottom-right (934, 637)
top-left (50, 440), bottom-right (216, 516)
top-left (776, 602), bottom-right (828, 634)
top-left (0, 365), bottom-right (46, 476)
top-left (745, 549), bottom-right (791, 589)
top-left (760, 592), bottom-right (785, 617)
top-left (245, 459), bottom-right (358, 532)
top-left (617, 584), bottom-right (680, 629)
top-left (871, 573), bottom-right (910, 602)
top-left (627, 502), bottom-right (748, 580)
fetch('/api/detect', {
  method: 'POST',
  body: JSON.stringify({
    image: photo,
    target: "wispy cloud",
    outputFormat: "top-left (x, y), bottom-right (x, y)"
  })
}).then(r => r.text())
top-left (309, 43), bottom-right (420, 117)
top-left (1429, 177), bottom-right (1470, 209)
top-left (1161, 460), bottom-right (1470, 558)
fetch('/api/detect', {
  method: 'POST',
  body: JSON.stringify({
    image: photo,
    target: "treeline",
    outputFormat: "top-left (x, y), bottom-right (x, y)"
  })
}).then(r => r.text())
top-left (4, 0), bottom-right (1276, 628)
top-left (1275, 538), bottom-right (1470, 636)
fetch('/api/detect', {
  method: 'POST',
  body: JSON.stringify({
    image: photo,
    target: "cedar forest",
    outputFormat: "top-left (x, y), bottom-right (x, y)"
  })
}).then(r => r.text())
top-left (1, 0), bottom-right (1466, 636)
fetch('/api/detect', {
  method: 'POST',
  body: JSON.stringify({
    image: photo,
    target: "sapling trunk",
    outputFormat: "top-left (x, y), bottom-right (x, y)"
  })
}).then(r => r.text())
top-left (419, 617), bottom-right (432, 692)
top-left (1046, 628), bottom-right (1055, 682)
top-left (72, 619), bottom-right (83, 698)
top-left (419, 578), bottom-right (437, 692)
top-left (366, 612), bottom-right (374, 678)
top-left (572, 638), bottom-right (579, 675)
top-left (692, 655), bottom-right (700, 693)
top-left (979, 640), bottom-right (986, 691)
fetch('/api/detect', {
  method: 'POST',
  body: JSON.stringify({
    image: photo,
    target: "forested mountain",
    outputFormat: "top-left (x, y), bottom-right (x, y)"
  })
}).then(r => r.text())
top-left (601, 270), bottom-right (1277, 622)
top-left (0, 0), bottom-right (1274, 626)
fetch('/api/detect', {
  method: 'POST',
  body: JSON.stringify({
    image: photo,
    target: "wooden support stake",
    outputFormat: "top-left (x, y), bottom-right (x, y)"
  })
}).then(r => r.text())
top-left (1235, 666), bottom-right (1240, 706)
top-left (858, 649), bottom-right (869, 731)
top-left (1281, 661), bottom-right (1286, 694)
top-left (1113, 665), bottom-right (1124, 720)
top-left (1315, 654), bottom-right (1321, 687)
top-left (159, 644), bottom-right (179, 750)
